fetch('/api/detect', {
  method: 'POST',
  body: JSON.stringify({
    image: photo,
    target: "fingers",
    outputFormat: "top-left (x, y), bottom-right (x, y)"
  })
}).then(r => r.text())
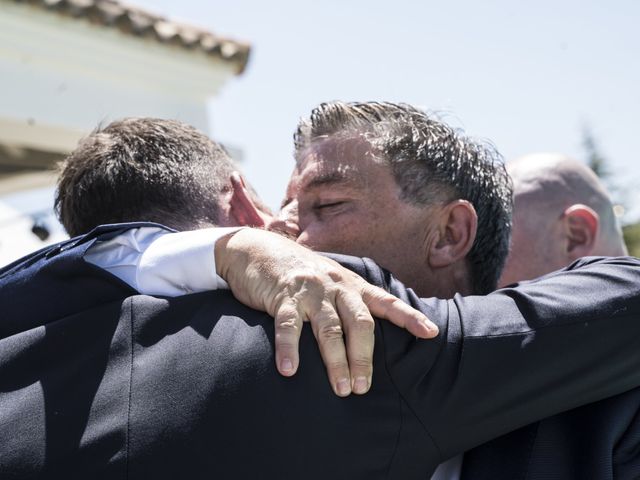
top-left (308, 303), bottom-right (352, 397)
top-left (273, 299), bottom-right (304, 377)
top-left (336, 290), bottom-right (375, 395)
top-left (362, 285), bottom-right (439, 339)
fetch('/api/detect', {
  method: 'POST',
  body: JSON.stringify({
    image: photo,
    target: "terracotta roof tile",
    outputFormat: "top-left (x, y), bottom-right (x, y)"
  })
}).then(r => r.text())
top-left (11, 0), bottom-right (251, 73)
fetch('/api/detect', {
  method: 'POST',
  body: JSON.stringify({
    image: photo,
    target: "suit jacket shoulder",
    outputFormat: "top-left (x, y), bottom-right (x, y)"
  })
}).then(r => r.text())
top-left (124, 291), bottom-right (435, 479)
top-left (4, 227), bottom-right (640, 478)
top-left (378, 256), bottom-right (640, 461)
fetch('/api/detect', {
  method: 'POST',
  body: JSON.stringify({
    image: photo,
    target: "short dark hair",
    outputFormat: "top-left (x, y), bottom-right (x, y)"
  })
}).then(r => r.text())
top-left (55, 118), bottom-right (236, 236)
top-left (294, 101), bottom-right (513, 294)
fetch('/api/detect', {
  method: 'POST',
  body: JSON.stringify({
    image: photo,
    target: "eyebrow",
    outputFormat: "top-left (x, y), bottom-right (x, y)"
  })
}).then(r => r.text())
top-left (282, 169), bottom-right (360, 209)
top-left (303, 170), bottom-right (359, 191)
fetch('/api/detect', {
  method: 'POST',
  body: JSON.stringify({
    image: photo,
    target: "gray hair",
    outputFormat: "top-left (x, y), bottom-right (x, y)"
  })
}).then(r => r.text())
top-left (294, 101), bottom-right (513, 294)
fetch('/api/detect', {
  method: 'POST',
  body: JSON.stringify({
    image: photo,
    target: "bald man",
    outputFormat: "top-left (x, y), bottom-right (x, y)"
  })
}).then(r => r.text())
top-left (499, 153), bottom-right (627, 287)
top-left (460, 153), bottom-right (638, 479)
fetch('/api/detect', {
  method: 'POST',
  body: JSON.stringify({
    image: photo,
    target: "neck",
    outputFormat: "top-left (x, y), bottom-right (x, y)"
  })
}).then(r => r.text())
top-left (409, 261), bottom-right (474, 299)
top-left (593, 232), bottom-right (628, 258)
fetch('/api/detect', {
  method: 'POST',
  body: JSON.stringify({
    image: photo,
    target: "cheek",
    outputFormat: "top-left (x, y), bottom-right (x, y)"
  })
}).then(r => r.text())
top-left (297, 230), bottom-right (336, 252)
top-left (297, 217), bottom-right (354, 252)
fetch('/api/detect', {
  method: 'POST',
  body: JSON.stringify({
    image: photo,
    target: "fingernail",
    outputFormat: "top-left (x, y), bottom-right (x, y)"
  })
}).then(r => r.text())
top-left (421, 317), bottom-right (438, 334)
top-left (337, 378), bottom-right (351, 396)
top-left (353, 376), bottom-right (369, 394)
top-left (281, 358), bottom-right (294, 374)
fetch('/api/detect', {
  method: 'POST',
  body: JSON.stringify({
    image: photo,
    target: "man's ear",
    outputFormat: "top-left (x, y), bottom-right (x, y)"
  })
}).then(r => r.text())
top-left (228, 172), bottom-right (268, 227)
top-left (429, 200), bottom-right (478, 268)
top-left (563, 204), bottom-right (599, 259)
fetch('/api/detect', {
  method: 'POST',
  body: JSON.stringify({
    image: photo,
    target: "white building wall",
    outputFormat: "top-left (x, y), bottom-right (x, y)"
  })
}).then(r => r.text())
top-left (0, 1), bottom-right (244, 266)
top-left (0, 1), bottom-right (238, 151)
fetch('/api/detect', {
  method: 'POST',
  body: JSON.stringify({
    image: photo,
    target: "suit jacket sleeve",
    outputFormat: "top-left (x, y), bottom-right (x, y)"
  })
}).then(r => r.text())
top-left (334, 254), bottom-right (640, 462)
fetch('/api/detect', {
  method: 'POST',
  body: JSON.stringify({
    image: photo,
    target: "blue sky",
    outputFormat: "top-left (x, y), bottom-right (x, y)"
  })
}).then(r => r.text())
top-left (5, 0), bottom-right (639, 222)
top-left (129, 0), bottom-right (640, 216)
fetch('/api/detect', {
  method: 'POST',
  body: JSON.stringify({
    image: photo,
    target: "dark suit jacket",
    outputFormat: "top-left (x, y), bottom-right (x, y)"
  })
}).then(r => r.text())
top-left (461, 267), bottom-right (640, 480)
top-left (2, 224), bottom-right (640, 479)
top-left (461, 387), bottom-right (640, 480)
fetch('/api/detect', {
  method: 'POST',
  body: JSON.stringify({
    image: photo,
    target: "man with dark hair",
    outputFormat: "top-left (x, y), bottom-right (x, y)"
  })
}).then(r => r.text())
top-left (56, 118), bottom-right (267, 236)
top-left (3, 117), bottom-right (640, 479)
top-left (285, 101), bottom-right (512, 297)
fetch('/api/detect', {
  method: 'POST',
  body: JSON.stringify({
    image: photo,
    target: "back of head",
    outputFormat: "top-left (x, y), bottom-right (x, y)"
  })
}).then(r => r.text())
top-left (500, 153), bottom-right (627, 286)
top-left (55, 118), bottom-right (237, 236)
top-left (294, 101), bottom-right (513, 294)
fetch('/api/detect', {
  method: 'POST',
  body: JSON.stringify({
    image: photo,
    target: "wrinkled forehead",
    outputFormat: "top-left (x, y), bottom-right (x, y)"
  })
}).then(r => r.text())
top-left (286, 136), bottom-right (379, 198)
top-left (299, 133), bottom-right (377, 165)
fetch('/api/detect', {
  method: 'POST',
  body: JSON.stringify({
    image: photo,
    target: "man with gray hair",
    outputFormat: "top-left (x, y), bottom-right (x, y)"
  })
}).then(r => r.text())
top-left (279, 111), bottom-right (640, 478)
top-left (282, 101), bottom-right (512, 297)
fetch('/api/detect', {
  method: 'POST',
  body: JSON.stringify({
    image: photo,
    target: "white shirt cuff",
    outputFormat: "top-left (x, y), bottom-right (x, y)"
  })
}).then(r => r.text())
top-left (84, 226), bottom-right (243, 296)
top-left (137, 227), bottom-right (242, 296)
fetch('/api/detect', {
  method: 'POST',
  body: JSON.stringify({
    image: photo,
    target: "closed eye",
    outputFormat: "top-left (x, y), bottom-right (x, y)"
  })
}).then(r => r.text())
top-left (314, 201), bottom-right (345, 210)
